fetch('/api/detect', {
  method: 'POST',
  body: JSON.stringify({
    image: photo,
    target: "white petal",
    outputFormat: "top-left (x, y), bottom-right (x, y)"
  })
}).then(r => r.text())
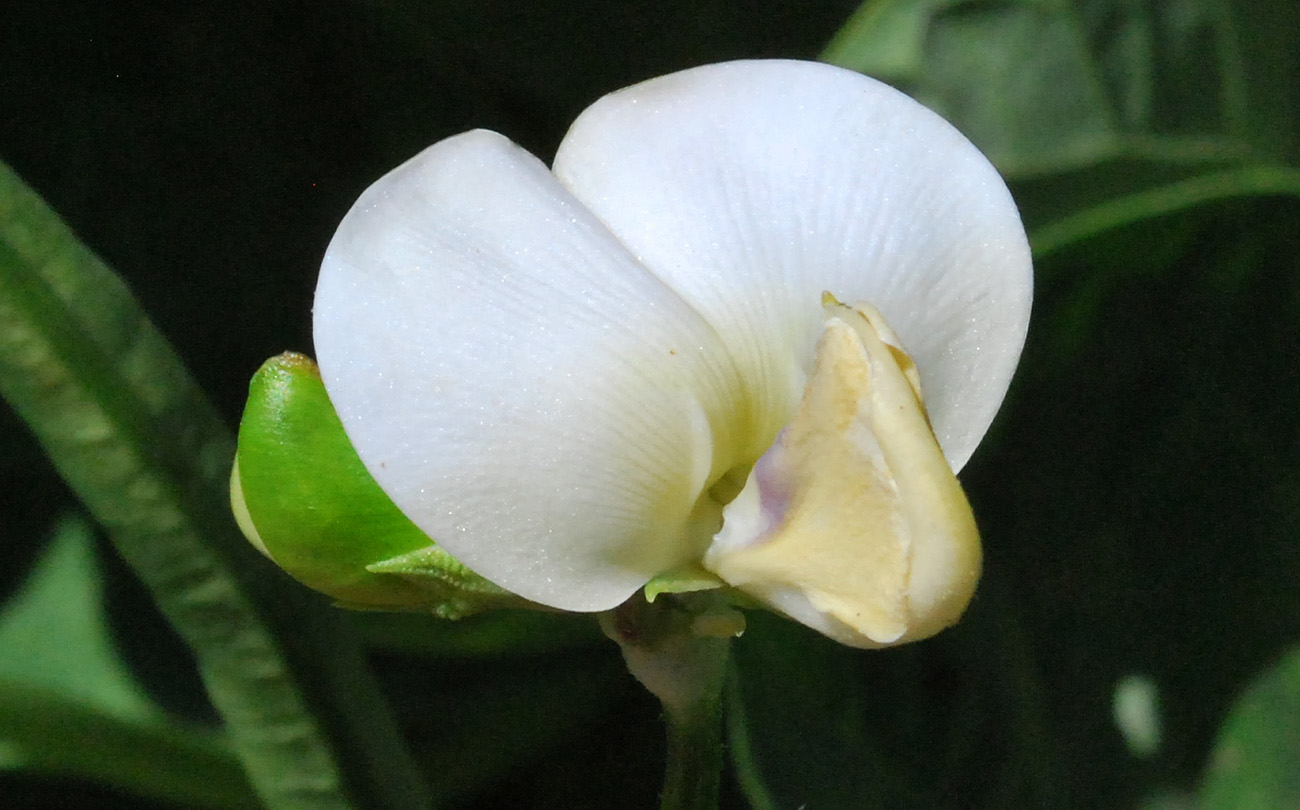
top-left (313, 131), bottom-right (744, 611)
top-left (554, 59), bottom-right (1032, 471)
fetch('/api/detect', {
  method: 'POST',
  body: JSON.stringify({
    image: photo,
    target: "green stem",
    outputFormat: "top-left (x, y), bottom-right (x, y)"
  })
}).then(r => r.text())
top-left (600, 593), bottom-right (737, 810)
top-left (660, 686), bottom-right (725, 810)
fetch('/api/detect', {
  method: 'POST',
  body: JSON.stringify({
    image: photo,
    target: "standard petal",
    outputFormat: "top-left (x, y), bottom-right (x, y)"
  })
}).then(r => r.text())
top-left (554, 59), bottom-right (1032, 471)
top-left (313, 130), bottom-right (745, 611)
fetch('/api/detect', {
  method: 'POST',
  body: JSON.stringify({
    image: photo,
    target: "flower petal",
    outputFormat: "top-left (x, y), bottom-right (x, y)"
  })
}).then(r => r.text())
top-left (313, 131), bottom-right (744, 611)
top-left (554, 59), bottom-right (1032, 471)
top-left (704, 300), bottom-right (981, 648)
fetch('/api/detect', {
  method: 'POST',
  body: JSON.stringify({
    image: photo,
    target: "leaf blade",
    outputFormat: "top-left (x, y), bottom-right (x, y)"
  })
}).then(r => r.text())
top-left (0, 159), bottom-right (429, 810)
top-left (1200, 649), bottom-right (1300, 810)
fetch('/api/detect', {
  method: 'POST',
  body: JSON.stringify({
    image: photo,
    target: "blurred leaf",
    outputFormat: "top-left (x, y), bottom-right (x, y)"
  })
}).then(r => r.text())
top-left (0, 517), bottom-right (257, 810)
top-left (823, 0), bottom-right (1300, 252)
top-left (0, 159), bottom-right (428, 810)
top-left (1199, 648), bottom-right (1300, 810)
top-left (827, 0), bottom-right (1117, 174)
top-left (825, 0), bottom-right (1296, 173)
top-left (1025, 165), bottom-right (1300, 258)
top-left (0, 517), bottom-right (155, 720)
top-left (0, 686), bottom-right (257, 810)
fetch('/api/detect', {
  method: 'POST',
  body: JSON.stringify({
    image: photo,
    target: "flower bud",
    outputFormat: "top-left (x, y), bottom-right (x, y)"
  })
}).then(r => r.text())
top-left (231, 352), bottom-right (523, 618)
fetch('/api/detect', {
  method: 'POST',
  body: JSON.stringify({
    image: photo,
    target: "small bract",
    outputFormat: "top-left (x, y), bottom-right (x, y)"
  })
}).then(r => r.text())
top-left (306, 59), bottom-right (1031, 648)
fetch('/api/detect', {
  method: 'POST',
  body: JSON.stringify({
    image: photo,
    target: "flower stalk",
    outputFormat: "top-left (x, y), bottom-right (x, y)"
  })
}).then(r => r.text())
top-left (600, 593), bottom-right (738, 810)
top-left (660, 679), bottom-right (725, 810)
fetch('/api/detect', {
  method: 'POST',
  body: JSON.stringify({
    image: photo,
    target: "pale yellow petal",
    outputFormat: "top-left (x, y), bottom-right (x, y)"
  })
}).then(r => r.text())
top-left (704, 299), bottom-right (981, 648)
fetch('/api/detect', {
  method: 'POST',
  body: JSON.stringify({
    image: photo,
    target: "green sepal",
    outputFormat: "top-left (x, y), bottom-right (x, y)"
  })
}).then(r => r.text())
top-left (232, 351), bottom-right (528, 616)
top-left (365, 547), bottom-right (522, 620)
top-left (644, 565), bottom-right (727, 603)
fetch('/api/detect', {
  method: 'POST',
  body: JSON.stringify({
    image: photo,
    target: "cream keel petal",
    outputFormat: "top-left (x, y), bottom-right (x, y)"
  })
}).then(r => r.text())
top-left (554, 59), bottom-right (1032, 471)
top-left (704, 301), bottom-right (981, 648)
top-left (313, 130), bottom-right (743, 611)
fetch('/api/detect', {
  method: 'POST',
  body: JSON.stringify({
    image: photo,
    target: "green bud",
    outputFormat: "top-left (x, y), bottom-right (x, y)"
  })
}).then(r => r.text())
top-left (230, 352), bottom-right (526, 618)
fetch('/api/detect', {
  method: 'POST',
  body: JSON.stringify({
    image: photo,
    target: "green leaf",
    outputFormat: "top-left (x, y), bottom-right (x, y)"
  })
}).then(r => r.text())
top-left (233, 352), bottom-right (522, 618)
top-left (0, 159), bottom-right (428, 810)
top-left (823, 0), bottom-right (1300, 253)
top-left (0, 517), bottom-right (156, 721)
top-left (0, 516), bottom-right (258, 810)
top-left (825, 0), bottom-right (1295, 173)
top-left (1025, 165), bottom-right (1300, 258)
top-left (827, 0), bottom-right (1117, 175)
top-left (1199, 648), bottom-right (1300, 810)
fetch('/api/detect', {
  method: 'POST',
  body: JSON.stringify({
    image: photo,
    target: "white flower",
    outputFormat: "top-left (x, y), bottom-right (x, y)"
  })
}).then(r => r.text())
top-left (312, 59), bottom-right (1032, 648)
